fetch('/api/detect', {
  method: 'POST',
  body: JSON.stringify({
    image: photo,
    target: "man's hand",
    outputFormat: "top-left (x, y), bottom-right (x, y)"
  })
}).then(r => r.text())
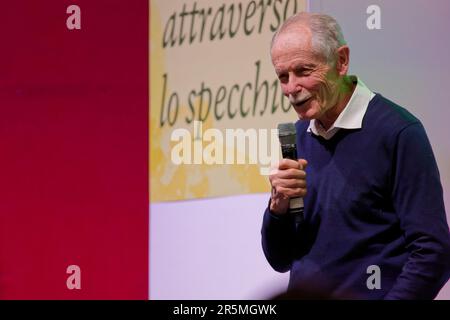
top-left (269, 159), bottom-right (308, 215)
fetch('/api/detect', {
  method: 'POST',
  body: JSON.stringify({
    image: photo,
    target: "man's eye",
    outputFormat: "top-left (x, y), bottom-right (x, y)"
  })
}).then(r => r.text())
top-left (295, 68), bottom-right (312, 76)
top-left (278, 74), bottom-right (288, 83)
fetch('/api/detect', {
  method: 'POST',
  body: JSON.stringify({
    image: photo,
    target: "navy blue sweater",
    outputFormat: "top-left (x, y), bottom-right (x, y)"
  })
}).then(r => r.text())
top-left (261, 94), bottom-right (450, 299)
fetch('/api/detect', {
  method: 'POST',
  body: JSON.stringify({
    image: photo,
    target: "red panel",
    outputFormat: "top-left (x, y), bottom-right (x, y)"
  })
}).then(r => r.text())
top-left (0, 1), bottom-right (148, 299)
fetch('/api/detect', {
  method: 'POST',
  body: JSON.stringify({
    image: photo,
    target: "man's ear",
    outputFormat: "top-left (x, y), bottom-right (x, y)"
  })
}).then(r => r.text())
top-left (336, 45), bottom-right (350, 76)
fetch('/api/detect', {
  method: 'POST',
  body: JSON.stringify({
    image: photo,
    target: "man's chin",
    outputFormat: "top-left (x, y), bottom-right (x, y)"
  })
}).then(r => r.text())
top-left (296, 110), bottom-right (314, 121)
top-left (297, 115), bottom-right (312, 121)
top-left (293, 102), bottom-right (315, 120)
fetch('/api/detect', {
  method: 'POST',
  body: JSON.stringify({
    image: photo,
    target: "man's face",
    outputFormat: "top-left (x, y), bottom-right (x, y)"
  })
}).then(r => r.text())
top-left (271, 27), bottom-right (341, 121)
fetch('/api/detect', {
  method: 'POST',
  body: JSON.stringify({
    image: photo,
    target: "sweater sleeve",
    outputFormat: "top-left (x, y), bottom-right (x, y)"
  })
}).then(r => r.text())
top-left (384, 122), bottom-right (450, 300)
top-left (261, 199), bottom-right (297, 273)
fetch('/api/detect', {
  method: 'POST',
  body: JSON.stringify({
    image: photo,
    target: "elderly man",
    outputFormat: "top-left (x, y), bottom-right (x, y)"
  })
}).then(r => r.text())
top-left (262, 12), bottom-right (450, 299)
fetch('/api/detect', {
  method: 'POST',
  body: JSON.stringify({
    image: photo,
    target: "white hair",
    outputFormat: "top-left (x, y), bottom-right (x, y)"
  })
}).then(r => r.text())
top-left (271, 12), bottom-right (347, 63)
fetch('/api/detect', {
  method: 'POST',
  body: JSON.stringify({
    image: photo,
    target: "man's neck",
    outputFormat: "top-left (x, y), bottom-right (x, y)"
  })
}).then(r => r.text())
top-left (318, 76), bottom-right (356, 130)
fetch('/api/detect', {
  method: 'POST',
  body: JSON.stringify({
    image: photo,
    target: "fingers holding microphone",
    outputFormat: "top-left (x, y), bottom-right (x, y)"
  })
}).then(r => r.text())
top-left (269, 159), bottom-right (308, 215)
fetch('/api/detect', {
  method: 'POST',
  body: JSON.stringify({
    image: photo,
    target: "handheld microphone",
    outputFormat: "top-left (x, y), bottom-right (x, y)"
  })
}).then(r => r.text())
top-left (277, 122), bottom-right (304, 224)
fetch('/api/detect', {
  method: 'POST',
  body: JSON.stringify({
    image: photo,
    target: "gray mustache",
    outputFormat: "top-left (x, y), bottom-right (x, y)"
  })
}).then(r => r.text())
top-left (289, 95), bottom-right (312, 105)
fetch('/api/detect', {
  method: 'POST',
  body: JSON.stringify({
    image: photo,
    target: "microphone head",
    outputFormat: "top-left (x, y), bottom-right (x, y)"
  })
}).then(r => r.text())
top-left (277, 122), bottom-right (296, 145)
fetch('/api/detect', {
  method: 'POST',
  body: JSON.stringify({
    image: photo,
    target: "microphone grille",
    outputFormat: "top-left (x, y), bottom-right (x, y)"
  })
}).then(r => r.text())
top-left (277, 122), bottom-right (296, 137)
top-left (277, 122), bottom-right (296, 145)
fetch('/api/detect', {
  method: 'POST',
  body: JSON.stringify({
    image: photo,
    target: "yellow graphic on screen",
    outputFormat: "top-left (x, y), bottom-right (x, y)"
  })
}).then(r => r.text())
top-left (150, 0), bottom-right (307, 202)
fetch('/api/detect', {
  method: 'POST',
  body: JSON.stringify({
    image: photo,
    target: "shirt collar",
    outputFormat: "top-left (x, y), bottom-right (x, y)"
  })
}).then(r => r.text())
top-left (307, 76), bottom-right (375, 140)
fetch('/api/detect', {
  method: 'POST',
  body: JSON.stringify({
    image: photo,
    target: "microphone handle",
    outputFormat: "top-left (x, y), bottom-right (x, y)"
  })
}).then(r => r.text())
top-left (281, 143), bottom-right (304, 224)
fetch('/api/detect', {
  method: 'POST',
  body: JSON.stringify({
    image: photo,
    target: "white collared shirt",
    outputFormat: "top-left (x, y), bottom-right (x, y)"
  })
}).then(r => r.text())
top-left (307, 76), bottom-right (375, 140)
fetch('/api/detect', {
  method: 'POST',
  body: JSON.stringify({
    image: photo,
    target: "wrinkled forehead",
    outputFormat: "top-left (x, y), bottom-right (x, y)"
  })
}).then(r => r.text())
top-left (270, 27), bottom-right (321, 65)
top-left (271, 26), bottom-right (313, 57)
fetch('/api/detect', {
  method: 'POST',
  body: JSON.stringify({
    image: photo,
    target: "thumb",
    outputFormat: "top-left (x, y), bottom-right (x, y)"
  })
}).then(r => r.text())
top-left (298, 158), bottom-right (308, 170)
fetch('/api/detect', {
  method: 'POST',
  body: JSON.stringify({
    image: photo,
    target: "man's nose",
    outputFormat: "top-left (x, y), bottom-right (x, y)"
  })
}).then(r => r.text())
top-left (285, 76), bottom-right (303, 96)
